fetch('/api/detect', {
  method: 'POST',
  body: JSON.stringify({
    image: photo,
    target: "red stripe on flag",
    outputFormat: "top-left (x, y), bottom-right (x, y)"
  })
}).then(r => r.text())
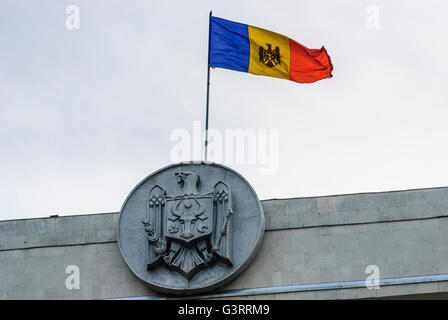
top-left (289, 38), bottom-right (333, 83)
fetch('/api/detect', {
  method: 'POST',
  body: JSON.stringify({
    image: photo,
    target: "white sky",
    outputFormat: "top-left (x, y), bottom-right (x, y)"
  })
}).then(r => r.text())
top-left (1, 0), bottom-right (447, 220)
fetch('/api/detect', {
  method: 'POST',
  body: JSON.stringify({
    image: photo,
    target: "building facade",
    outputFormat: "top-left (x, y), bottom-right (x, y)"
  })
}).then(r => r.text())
top-left (1, 186), bottom-right (448, 299)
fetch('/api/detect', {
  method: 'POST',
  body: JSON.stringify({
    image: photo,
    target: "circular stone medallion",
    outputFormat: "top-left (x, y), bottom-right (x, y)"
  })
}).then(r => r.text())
top-left (117, 162), bottom-right (265, 295)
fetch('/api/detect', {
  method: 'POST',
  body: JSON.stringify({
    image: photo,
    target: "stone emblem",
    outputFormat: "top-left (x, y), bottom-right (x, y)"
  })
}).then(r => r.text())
top-left (117, 162), bottom-right (265, 295)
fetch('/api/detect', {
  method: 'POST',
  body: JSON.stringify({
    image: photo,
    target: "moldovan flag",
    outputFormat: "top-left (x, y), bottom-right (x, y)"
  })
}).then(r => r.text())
top-left (209, 16), bottom-right (333, 83)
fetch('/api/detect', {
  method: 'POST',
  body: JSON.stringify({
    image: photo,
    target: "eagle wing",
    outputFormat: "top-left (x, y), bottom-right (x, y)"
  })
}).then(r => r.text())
top-left (211, 181), bottom-right (233, 266)
top-left (142, 185), bottom-right (166, 269)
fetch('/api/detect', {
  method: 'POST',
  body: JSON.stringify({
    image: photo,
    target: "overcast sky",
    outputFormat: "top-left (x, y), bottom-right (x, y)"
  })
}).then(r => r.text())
top-left (1, 0), bottom-right (447, 220)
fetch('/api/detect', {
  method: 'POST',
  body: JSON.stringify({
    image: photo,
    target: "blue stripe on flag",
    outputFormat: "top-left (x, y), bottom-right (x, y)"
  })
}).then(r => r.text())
top-left (209, 17), bottom-right (250, 73)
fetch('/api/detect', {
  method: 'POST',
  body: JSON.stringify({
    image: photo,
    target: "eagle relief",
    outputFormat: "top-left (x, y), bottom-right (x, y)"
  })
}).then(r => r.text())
top-left (117, 162), bottom-right (264, 295)
top-left (142, 168), bottom-right (233, 281)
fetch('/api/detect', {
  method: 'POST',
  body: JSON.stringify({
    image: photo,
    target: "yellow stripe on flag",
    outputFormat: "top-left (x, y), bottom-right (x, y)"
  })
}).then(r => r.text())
top-left (248, 26), bottom-right (290, 80)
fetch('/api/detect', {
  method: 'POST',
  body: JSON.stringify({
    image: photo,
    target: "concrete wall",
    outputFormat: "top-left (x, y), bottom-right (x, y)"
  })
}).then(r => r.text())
top-left (1, 186), bottom-right (448, 299)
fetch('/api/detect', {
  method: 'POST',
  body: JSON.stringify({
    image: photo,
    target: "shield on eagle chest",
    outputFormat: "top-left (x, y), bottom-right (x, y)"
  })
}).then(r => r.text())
top-left (165, 195), bottom-right (213, 245)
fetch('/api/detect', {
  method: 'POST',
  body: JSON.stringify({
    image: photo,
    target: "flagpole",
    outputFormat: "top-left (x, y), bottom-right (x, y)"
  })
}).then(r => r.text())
top-left (204, 11), bottom-right (212, 162)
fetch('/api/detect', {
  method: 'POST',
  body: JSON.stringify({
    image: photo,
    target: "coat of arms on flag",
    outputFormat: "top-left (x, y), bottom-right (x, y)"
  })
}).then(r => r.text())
top-left (259, 44), bottom-right (281, 68)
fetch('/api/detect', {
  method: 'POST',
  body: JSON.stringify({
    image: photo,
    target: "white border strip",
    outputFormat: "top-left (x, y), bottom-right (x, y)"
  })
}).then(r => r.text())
top-left (111, 274), bottom-right (448, 300)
